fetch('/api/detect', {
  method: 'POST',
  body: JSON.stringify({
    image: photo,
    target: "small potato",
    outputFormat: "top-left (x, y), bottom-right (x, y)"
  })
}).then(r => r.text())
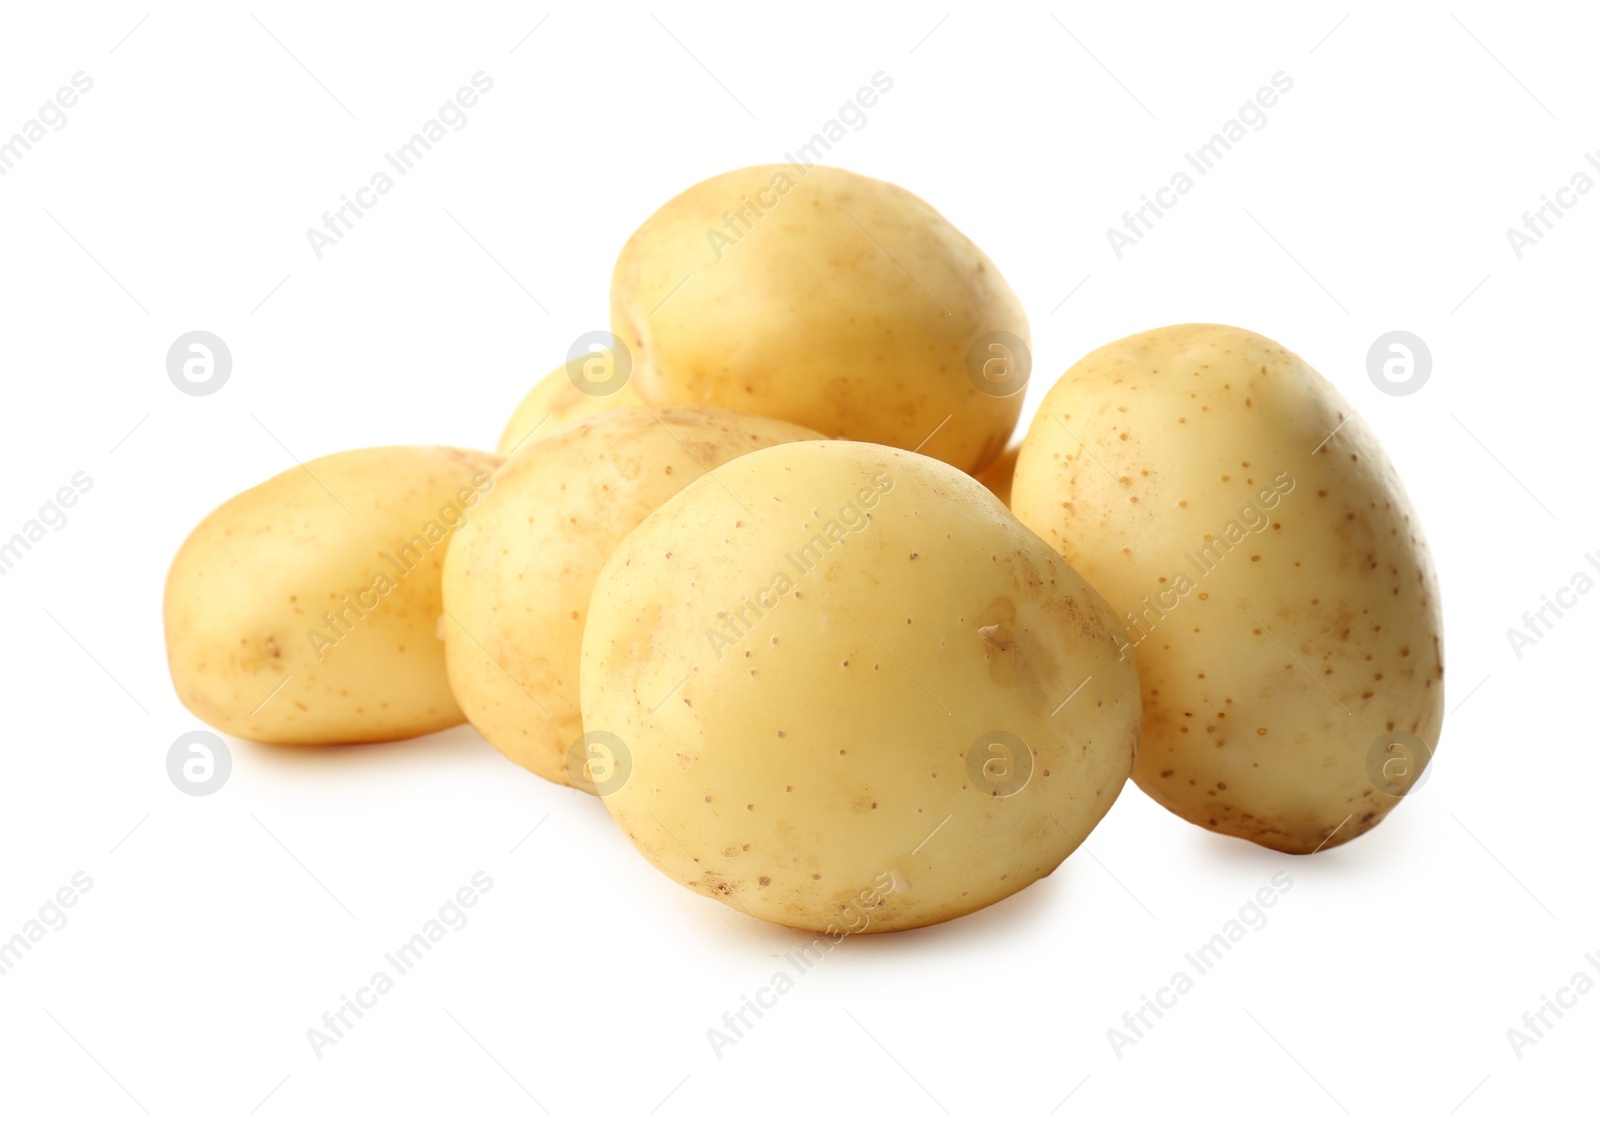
top-left (611, 165), bottom-right (1029, 474)
top-left (581, 441), bottom-right (1140, 933)
top-left (976, 442), bottom-right (1021, 508)
top-left (496, 361), bottom-right (645, 457)
top-left (164, 446), bottom-right (501, 744)
top-left (1012, 324), bottom-right (1444, 853)
top-left (444, 406), bottom-right (822, 790)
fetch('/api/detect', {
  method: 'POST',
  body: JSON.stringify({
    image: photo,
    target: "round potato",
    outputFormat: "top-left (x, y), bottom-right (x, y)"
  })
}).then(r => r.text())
top-left (165, 445), bottom-right (501, 744)
top-left (610, 165), bottom-right (1029, 474)
top-left (496, 360), bottom-right (645, 457)
top-left (1012, 324), bottom-right (1444, 853)
top-left (581, 441), bottom-right (1140, 933)
top-left (444, 406), bottom-right (822, 790)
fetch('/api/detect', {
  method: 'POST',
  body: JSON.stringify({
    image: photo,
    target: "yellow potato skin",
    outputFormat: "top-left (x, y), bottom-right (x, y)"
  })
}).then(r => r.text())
top-left (976, 442), bottom-right (1021, 508)
top-left (164, 446), bottom-right (501, 745)
top-left (581, 441), bottom-right (1140, 933)
top-left (610, 165), bottom-right (1028, 474)
top-left (1012, 325), bottom-right (1444, 853)
top-left (496, 362), bottom-right (646, 457)
top-left (445, 407), bottom-right (823, 791)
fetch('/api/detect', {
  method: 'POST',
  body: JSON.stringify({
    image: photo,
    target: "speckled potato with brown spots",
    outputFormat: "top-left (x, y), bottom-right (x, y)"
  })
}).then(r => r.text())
top-left (610, 165), bottom-right (1028, 474)
top-left (581, 441), bottom-right (1140, 933)
top-left (496, 361), bottom-right (646, 457)
top-left (1012, 324), bottom-right (1444, 853)
top-left (164, 446), bottom-right (501, 745)
top-left (445, 407), bottom-right (822, 791)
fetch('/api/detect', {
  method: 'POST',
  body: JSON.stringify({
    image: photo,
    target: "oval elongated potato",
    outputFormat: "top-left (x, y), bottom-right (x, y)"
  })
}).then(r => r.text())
top-left (445, 407), bottom-right (822, 791)
top-left (610, 165), bottom-right (1029, 474)
top-left (496, 361), bottom-right (646, 457)
top-left (1012, 324), bottom-right (1444, 853)
top-left (164, 446), bottom-right (501, 744)
top-left (581, 441), bottom-right (1140, 933)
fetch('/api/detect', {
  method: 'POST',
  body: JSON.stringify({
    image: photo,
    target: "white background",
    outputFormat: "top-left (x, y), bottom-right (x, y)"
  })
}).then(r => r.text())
top-left (0, 2), bottom-right (1592, 1125)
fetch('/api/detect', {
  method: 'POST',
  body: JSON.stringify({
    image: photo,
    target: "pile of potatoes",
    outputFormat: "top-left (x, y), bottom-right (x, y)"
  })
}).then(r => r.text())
top-left (165, 165), bottom-right (1442, 935)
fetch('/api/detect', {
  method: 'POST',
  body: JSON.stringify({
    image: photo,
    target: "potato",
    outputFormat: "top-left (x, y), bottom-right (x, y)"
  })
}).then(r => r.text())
top-left (444, 406), bottom-right (822, 790)
top-left (580, 441), bottom-right (1140, 933)
top-left (610, 165), bottom-right (1028, 474)
top-left (164, 446), bottom-right (501, 744)
top-left (976, 441), bottom-right (1020, 508)
top-left (1011, 324), bottom-right (1443, 853)
top-left (496, 360), bottom-right (645, 456)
